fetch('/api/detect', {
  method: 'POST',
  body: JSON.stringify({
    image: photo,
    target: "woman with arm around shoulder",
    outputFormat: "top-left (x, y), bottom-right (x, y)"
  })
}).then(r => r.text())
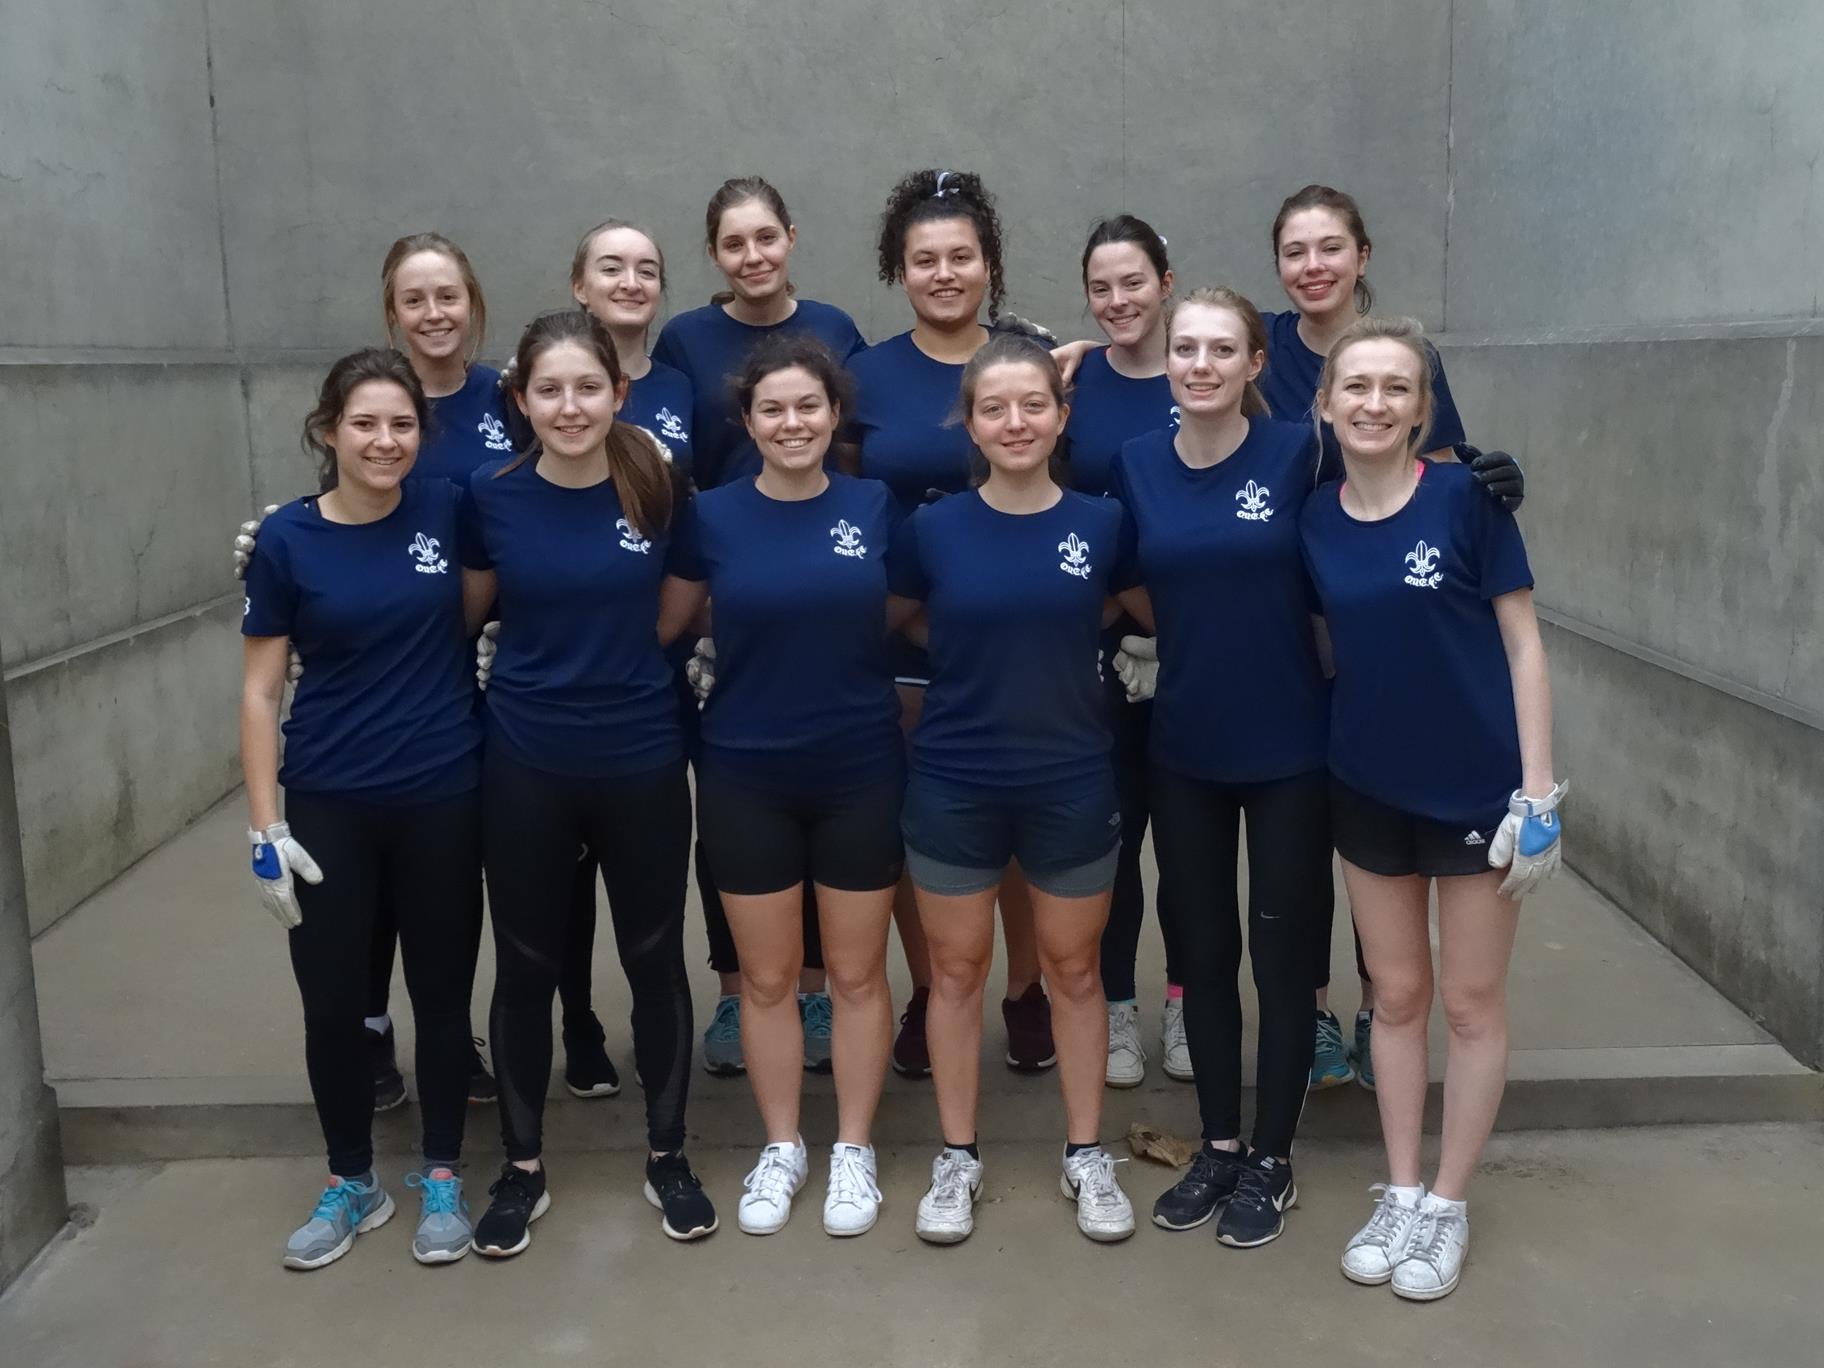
top-left (240, 350), bottom-right (486, 1270)
top-left (1299, 317), bottom-right (1563, 1302)
top-left (890, 333), bottom-right (1137, 1246)
top-left (663, 336), bottom-right (906, 1237)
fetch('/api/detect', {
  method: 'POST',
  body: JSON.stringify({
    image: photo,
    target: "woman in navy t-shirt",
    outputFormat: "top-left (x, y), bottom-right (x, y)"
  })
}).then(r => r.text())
top-left (241, 349), bottom-right (484, 1270)
top-left (1300, 317), bottom-right (1563, 1302)
top-left (1106, 289), bottom-right (1334, 1251)
top-left (887, 333), bottom-right (1137, 1248)
top-left (461, 311), bottom-right (716, 1256)
top-left (666, 336), bottom-right (908, 1238)
top-left (852, 167), bottom-right (1054, 1080)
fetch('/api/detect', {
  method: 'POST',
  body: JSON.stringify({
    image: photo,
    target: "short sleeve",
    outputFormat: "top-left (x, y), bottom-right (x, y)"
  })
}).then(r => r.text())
top-left (1107, 496), bottom-right (1142, 593)
top-left (837, 315), bottom-right (868, 360)
top-left (886, 508), bottom-right (929, 600)
top-left (1466, 480), bottom-right (1533, 599)
top-left (241, 516), bottom-right (298, 638)
top-left (1425, 343), bottom-right (1469, 452)
top-left (650, 319), bottom-right (684, 373)
top-left (458, 472), bottom-right (493, 570)
top-left (664, 492), bottom-right (706, 581)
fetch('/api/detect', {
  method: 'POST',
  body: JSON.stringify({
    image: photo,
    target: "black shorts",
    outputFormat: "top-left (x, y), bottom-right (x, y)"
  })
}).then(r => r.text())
top-left (697, 769), bottom-right (904, 896)
top-left (1329, 777), bottom-right (1501, 879)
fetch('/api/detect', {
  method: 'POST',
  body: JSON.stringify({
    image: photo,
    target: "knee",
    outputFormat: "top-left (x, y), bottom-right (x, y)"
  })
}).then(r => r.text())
top-left (1440, 979), bottom-right (1507, 1039)
top-left (824, 957), bottom-right (887, 1004)
top-left (1369, 970), bottom-right (1433, 1029)
top-left (1040, 951), bottom-right (1101, 1004)
top-left (741, 961), bottom-right (801, 1010)
top-left (928, 947), bottom-right (992, 999)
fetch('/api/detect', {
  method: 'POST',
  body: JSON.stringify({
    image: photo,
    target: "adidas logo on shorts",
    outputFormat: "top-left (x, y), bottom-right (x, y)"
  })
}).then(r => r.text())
top-left (1463, 831), bottom-right (1487, 846)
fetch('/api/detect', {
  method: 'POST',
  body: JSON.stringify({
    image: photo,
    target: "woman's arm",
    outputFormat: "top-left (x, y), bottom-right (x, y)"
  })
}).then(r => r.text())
top-left (659, 576), bottom-right (711, 647)
top-left (1115, 586), bottom-right (1155, 633)
top-left (240, 636), bottom-right (291, 831)
top-left (462, 568), bottom-right (498, 637)
top-left (1493, 588), bottom-right (1555, 796)
top-left (886, 595), bottom-right (928, 646)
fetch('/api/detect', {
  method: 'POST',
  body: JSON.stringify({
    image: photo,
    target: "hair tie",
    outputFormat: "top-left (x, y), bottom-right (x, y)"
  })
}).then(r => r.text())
top-left (933, 170), bottom-right (959, 200)
top-left (1158, 233), bottom-right (1169, 248)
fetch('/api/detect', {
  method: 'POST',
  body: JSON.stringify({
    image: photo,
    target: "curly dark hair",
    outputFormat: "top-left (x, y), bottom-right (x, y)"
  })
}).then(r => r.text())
top-left (732, 333), bottom-right (856, 419)
top-left (875, 168), bottom-right (1006, 322)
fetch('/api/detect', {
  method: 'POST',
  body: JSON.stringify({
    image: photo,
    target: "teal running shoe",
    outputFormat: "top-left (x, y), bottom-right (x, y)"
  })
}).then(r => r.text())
top-left (801, 991), bottom-right (834, 1074)
top-left (1352, 1010), bottom-right (1377, 1092)
top-left (283, 1172), bottom-right (394, 1270)
top-left (702, 994), bottom-right (745, 1076)
top-left (1309, 1009), bottom-right (1355, 1090)
top-left (405, 1165), bottom-right (471, 1265)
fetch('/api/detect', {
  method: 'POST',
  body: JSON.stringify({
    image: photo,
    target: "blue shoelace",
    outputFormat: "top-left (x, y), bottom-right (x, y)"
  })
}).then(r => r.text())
top-left (405, 1170), bottom-right (462, 1216)
top-left (311, 1178), bottom-right (370, 1224)
top-left (705, 998), bottom-right (741, 1042)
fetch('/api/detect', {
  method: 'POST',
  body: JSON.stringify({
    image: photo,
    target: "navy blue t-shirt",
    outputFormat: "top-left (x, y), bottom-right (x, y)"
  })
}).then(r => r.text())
top-left (1258, 310), bottom-right (1467, 481)
top-left (241, 481), bottom-right (481, 803)
top-left (1109, 419), bottom-right (1330, 784)
top-left (850, 331), bottom-right (978, 514)
top-left (1064, 348), bottom-right (1178, 497)
top-left (651, 299), bottom-right (866, 490)
top-left (459, 459), bottom-right (685, 779)
top-left (415, 364), bottom-right (520, 486)
top-left (671, 473), bottom-right (902, 793)
top-left (622, 359), bottom-right (695, 474)
top-left (888, 489), bottom-right (1133, 792)
top-left (1300, 460), bottom-right (1533, 828)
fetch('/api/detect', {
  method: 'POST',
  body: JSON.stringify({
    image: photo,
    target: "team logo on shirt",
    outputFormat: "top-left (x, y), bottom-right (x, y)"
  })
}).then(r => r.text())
top-left (409, 533), bottom-right (449, 574)
top-left (1169, 404), bottom-right (1183, 428)
top-left (477, 414), bottom-right (515, 453)
top-left (1234, 480), bottom-right (1274, 522)
top-left (617, 517), bottom-right (652, 554)
top-left (830, 519), bottom-right (867, 558)
top-left (1058, 533), bottom-right (1092, 579)
top-left (653, 407), bottom-right (689, 443)
top-left (1403, 540), bottom-right (1443, 589)
top-left (242, 596), bottom-right (250, 617)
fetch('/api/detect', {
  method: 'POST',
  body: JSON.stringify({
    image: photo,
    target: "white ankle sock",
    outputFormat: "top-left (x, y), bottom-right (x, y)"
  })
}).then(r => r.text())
top-left (1387, 1183), bottom-right (1425, 1206)
top-left (1420, 1191), bottom-right (1466, 1215)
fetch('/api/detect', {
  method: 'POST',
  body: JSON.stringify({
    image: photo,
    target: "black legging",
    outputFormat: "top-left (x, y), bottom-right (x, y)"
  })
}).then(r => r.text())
top-left (1097, 675), bottom-right (1179, 1000)
top-left (287, 788), bottom-right (482, 1176)
top-left (1150, 765), bottom-right (1331, 1157)
top-left (1311, 885), bottom-right (1371, 992)
top-left (482, 748), bottom-right (693, 1159)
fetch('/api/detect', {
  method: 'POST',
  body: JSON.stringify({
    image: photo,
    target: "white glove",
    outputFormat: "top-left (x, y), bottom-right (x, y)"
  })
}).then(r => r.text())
top-left (249, 821), bottom-right (323, 929)
top-left (475, 621), bottom-right (500, 690)
top-left (684, 637), bottom-right (716, 703)
top-left (1112, 634), bottom-right (1158, 703)
top-left (233, 505), bottom-right (280, 579)
top-left (286, 648), bottom-right (303, 684)
top-left (1489, 780), bottom-right (1568, 900)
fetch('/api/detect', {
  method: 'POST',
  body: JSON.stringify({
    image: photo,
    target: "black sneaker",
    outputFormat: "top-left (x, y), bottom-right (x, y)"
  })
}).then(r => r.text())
top-left (1152, 1144), bottom-right (1246, 1231)
top-left (1216, 1153), bottom-right (1297, 1248)
top-left (643, 1151), bottom-right (718, 1241)
top-left (468, 1037), bottom-right (498, 1104)
top-left (368, 1024), bottom-right (407, 1112)
top-left (562, 1013), bottom-right (622, 1098)
top-left (471, 1162), bottom-right (550, 1258)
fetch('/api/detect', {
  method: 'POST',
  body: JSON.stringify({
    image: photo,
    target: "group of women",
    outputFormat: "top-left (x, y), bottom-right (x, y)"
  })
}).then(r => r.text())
top-left (236, 170), bottom-right (1564, 1303)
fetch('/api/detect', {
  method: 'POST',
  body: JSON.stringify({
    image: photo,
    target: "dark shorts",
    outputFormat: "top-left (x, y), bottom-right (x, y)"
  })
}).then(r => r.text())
top-left (1329, 777), bottom-right (1501, 880)
top-left (900, 771), bottom-right (1122, 899)
top-left (697, 769), bottom-right (904, 896)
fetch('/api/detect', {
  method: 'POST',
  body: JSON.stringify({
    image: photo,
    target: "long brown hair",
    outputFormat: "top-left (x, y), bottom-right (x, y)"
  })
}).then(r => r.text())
top-left (1166, 286), bottom-right (1271, 418)
top-left (380, 231), bottom-right (488, 362)
top-left (497, 311), bottom-right (674, 539)
top-left (300, 348), bottom-right (427, 493)
top-left (1270, 185), bottom-right (1374, 314)
top-left (704, 176), bottom-right (796, 307)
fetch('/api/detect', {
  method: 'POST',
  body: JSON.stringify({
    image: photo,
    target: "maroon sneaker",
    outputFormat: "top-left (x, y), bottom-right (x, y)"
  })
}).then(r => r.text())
top-left (1002, 983), bottom-right (1057, 1072)
top-left (892, 987), bottom-right (932, 1078)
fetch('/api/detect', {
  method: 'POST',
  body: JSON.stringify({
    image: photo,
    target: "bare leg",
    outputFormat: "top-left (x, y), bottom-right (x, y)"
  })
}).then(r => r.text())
top-left (816, 883), bottom-right (895, 1146)
top-left (1432, 870), bottom-right (1521, 1200)
top-left (998, 864), bottom-right (1041, 998)
top-left (1029, 886), bottom-right (1113, 1144)
top-left (916, 885), bottom-right (998, 1144)
top-left (1340, 859), bottom-right (1433, 1188)
top-left (723, 886), bottom-right (807, 1144)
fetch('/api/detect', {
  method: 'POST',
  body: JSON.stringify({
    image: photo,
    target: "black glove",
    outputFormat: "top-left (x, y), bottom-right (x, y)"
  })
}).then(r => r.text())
top-left (1456, 441), bottom-right (1524, 512)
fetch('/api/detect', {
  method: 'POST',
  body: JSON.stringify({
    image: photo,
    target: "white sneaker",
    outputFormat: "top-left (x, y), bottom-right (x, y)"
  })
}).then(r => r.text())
top-left (1391, 1199), bottom-right (1469, 1301)
top-left (823, 1143), bottom-right (882, 1237)
top-left (737, 1138), bottom-right (808, 1235)
top-left (1105, 1003), bottom-right (1146, 1087)
top-left (1160, 996), bottom-right (1194, 1081)
top-left (1340, 1184), bottom-right (1425, 1284)
top-left (915, 1148), bottom-right (983, 1244)
top-left (1060, 1147), bottom-right (1135, 1242)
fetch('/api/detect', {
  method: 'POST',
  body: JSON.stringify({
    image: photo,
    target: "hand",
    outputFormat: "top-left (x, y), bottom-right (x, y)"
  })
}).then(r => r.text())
top-left (684, 637), bottom-right (716, 703)
top-left (1112, 634), bottom-right (1158, 703)
top-left (1489, 780), bottom-right (1568, 899)
top-left (249, 821), bottom-right (323, 928)
top-left (1456, 442), bottom-right (1524, 513)
top-left (233, 505), bottom-right (280, 579)
top-left (287, 647), bottom-right (303, 684)
top-left (475, 621), bottom-right (500, 691)
top-left (1050, 338), bottom-right (1098, 385)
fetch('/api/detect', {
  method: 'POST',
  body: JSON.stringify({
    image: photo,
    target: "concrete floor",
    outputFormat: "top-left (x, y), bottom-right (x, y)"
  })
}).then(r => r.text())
top-left (2, 1124), bottom-right (1821, 1367)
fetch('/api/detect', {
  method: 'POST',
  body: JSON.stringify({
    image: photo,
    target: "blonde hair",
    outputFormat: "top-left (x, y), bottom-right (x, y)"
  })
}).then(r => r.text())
top-left (1165, 286), bottom-right (1269, 418)
top-left (1313, 315), bottom-right (1437, 458)
top-left (381, 232), bottom-right (487, 364)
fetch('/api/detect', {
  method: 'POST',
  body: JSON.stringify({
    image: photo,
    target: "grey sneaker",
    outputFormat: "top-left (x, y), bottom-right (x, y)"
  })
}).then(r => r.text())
top-left (702, 994), bottom-right (745, 1076)
top-left (405, 1165), bottom-right (472, 1265)
top-left (282, 1172), bottom-right (395, 1270)
top-left (801, 992), bottom-right (833, 1073)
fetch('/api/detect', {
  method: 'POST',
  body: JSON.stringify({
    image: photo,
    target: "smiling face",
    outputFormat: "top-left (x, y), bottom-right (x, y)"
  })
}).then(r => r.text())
top-left (327, 379), bottom-right (421, 494)
top-left (1165, 301), bottom-right (1264, 419)
top-left (964, 359), bottom-right (1067, 475)
top-left (1318, 336), bottom-right (1431, 461)
top-left (1275, 207), bottom-right (1369, 322)
top-left (1085, 242), bottom-right (1173, 349)
top-left (516, 339), bottom-right (626, 462)
top-left (744, 365), bottom-right (837, 476)
top-left (711, 198), bottom-right (796, 306)
top-left (388, 250), bottom-right (473, 367)
top-left (902, 217), bottom-right (988, 329)
top-left (573, 225), bottom-right (664, 333)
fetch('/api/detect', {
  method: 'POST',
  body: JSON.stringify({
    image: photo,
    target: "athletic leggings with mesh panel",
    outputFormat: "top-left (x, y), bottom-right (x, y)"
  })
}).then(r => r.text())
top-left (482, 748), bottom-right (693, 1159)
top-left (1150, 764), bottom-right (1331, 1157)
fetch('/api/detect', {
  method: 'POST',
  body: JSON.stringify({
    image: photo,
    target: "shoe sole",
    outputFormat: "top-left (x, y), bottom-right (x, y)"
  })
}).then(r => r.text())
top-left (1152, 1204), bottom-right (1220, 1232)
top-left (564, 1079), bottom-right (623, 1098)
top-left (1104, 1061), bottom-right (1146, 1088)
top-left (824, 1208), bottom-right (879, 1238)
top-left (644, 1182), bottom-right (720, 1241)
top-left (1355, 1075), bottom-right (1377, 1093)
top-left (1341, 1261), bottom-right (1396, 1286)
top-left (466, 1092), bottom-right (497, 1105)
top-left (702, 1061), bottom-right (747, 1077)
top-left (891, 1059), bottom-right (931, 1079)
top-left (1307, 1071), bottom-right (1355, 1092)
top-left (1161, 1061), bottom-right (1196, 1082)
top-left (1058, 1174), bottom-right (1135, 1242)
top-left (915, 1182), bottom-right (981, 1244)
top-left (737, 1175), bottom-right (806, 1235)
top-left (470, 1190), bottom-right (550, 1258)
top-left (803, 1058), bottom-right (834, 1075)
top-left (412, 1239), bottom-right (472, 1266)
top-left (283, 1191), bottom-right (396, 1271)
top-left (1392, 1271), bottom-right (1461, 1301)
top-left (1216, 1181), bottom-right (1298, 1249)
top-left (374, 1089), bottom-right (408, 1113)
top-left (1006, 1051), bottom-right (1058, 1073)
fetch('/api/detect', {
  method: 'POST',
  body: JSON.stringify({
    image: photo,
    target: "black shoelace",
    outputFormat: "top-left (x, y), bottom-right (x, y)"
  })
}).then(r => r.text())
top-left (1228, 1163), bottom-right (1279, 1214)
top-left (488, 1167), bottom-right (538, 1208)
top-left (649, 1155), bottom-right (701, 1198)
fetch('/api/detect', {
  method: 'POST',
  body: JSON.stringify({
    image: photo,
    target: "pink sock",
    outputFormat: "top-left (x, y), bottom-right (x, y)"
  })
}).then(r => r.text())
top-left (1165, 984), bottom-right (1184, 1001)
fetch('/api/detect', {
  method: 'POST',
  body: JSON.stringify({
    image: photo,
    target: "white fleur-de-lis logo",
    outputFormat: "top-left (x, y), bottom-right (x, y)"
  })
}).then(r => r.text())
top-left (617, 517), bottom-right (651, 554)
top-left (1058, 532), bottom-right (1092, 579)
top-left (409, 532), bottom-right (449, 574)
top-left (830, 519), bottom-right (866, 559)
top-left (1403, 539), bottom-right (1442, 589)
top-left (1234, 479), bottom-right (1273, 522)
top-left (654, 406), bottom-right (688, 442)
top-left (478, 413), bottom-right (514, 452)
top-left (1168, 404), bottom-right (1183, 428)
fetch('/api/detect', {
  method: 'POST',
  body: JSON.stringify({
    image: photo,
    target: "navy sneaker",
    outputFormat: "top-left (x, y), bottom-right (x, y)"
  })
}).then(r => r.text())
top-left (369, 1024), bottom-right (407, 1111)
top-left (1216, 1153), bottom-right (1297, 1249)
top-left (471, 1163), bottom-right (549, 1259)
top-left (644, 1151), bottom-right (719, 1241)
top-left (563, 1012), bottom-right (622, 1098)
top-left (1152, 1144), bottom-right (1246, 1231)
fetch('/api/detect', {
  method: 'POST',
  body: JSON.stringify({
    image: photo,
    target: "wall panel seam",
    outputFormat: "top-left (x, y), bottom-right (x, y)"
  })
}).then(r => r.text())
top-left (4, 595), bottom-right (242, 683)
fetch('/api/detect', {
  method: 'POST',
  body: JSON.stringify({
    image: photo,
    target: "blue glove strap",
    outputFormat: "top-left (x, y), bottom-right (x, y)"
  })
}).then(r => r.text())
top-left (252, 842), bottom-right (282, 880)
top-left (1517, 811), bottom-right (1561, 859)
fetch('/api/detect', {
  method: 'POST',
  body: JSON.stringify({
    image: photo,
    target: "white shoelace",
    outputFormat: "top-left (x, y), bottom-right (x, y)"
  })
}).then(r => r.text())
top-left (1107, 1005), bottom-right (1142, 1057)
top-left (828, 1147), bottom-right (881, 1210)
top-left (927, 1151), bottom-right (976, 1212)
top-left (1399, 1208), bottom-right (1465, 1274)
top-left (1068, 1149), bottom-right (1129, 1215)
top-left (743, 1146), bottom-right (801, 1204)
top-left (1161, 1001), bottom-right (1188, 1052)
top-left (1354, 1184), bottom-right (1421, 1252)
